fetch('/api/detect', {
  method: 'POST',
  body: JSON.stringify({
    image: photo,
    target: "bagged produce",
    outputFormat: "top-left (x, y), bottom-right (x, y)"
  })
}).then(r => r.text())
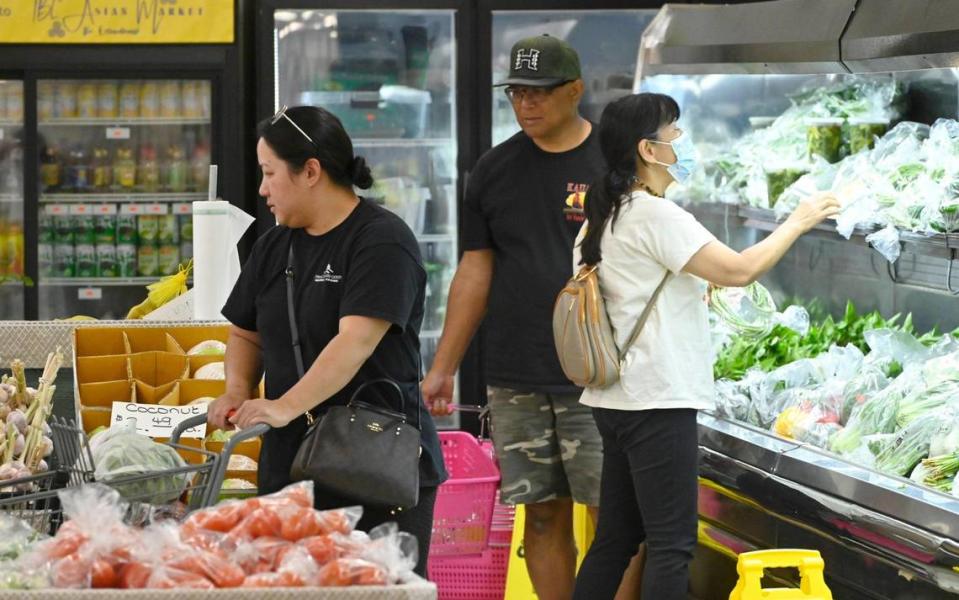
top-left (873, 410), bottom-right (950, 476)
top-left (91, 420), bottom-right (189, 504)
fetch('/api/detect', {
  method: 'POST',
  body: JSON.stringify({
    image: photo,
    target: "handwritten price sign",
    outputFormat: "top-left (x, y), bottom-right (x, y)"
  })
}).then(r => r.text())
top-left (110, 402), bottom-right (207, 439)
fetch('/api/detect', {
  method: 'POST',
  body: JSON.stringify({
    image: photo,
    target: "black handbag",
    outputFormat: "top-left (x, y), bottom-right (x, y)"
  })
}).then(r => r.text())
top-left (284, 246), bottom-right (422, 509)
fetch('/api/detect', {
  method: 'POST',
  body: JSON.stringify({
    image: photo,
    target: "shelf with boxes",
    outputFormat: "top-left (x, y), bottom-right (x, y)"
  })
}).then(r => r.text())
top-left (73, 325), bottom-right (261, 495)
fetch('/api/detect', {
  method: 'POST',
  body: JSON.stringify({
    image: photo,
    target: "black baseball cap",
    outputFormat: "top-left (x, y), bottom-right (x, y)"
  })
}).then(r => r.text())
top-left (494, 34), bottom-right (582, 87)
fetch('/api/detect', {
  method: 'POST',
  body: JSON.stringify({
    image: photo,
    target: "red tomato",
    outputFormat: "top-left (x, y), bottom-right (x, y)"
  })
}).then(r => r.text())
top-left (44, 524), bottom-right (89, 560)
top-left (51, 554), bottom-right (90, 588)
top-left (90, 558), bottom-right (117, 589)
top-left (241, 571), bottom-right (305, 588)
top-left (234, 537), bottom-right (293, 575)
top-left (317, 559), bottom-right (387, 587)
top-left (151, 567), bottom-right (215, 589)
top-left (167, 551), bottom-right (245, 588)
top-left (117, 562), bottom-right (152, 589)
top-left (182, 501), bottom-right (250, 535)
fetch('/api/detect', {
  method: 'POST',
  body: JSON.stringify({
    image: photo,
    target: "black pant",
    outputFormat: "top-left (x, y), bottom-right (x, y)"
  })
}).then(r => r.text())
top-left (573, 408), bottom-right (699, 600)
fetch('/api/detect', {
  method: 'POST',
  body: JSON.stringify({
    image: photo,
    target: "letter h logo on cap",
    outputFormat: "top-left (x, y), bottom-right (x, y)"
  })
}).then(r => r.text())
top-left (515, 48), bottom-right (540, 71)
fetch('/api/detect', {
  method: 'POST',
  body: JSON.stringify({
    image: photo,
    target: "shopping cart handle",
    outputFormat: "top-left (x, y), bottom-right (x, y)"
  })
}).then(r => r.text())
top-left (169, 414), bottom-right (210, 444)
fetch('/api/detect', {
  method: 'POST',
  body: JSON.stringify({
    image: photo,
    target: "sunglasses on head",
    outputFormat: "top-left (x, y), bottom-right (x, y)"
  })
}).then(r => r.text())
top-left (270, 105), bottom-right (318, 152)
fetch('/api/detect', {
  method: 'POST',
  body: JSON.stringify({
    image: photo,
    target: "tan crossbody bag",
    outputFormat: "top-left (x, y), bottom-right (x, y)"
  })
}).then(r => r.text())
top-left (553, 265), bottom-right (670, 389)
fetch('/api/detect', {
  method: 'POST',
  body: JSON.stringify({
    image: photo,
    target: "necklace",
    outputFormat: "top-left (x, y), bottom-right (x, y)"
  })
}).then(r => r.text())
top-left (630, 177), bottom-right (662, 198)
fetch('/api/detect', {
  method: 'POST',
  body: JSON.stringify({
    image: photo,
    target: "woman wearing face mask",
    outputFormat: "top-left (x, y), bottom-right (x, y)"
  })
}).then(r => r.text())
top-left (570, 93), bottom-right (839, 599)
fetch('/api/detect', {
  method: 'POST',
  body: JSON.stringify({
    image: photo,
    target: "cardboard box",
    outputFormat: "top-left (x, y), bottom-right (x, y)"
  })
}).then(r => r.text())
top-left (74, 329), bottom-right (127, 358)
top-left (124, 329), bottom-right (184, 354)
top-left (128, 352), bottom-right (189, 388)
top-left (80, 407), bottom-right (113, 433)
top-left (134, 380), bottom-right (179, 406)
top-left (178, 379), bottom-right (226, 405)
top-left (75, 355), bottom-right (130, 384)
top-left (78, 379), bottom-right (136, 409)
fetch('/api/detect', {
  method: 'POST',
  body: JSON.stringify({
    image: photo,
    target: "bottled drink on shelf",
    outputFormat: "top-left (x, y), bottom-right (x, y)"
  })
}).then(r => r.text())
top-left (96, 243), bottom-right (118, 277)
top-left (197, 81), bottom-right (211, 118)
top-left (190, 141), bottom-right (210, 192)
top-left (38, 242), bottom-right (54, 278)
top-left (95, 209), bottom-right (117, 245)
top-left (73, 208), bottom-right (95, 245)
top-left (75, 242), bottom-right (96, 278)
top-left (181, 81), bottom-right (200, 118)
top-left (53, 212), bottom-right (74, 245)
top-left (137, 143), bottom-right (160, 193)
top-left (140, 81), bottom-right (160, 119)
top-left (54, 81), bottom-right (77, 119)
top-left (164, 144), bottom-right (188, 192)
top-left (137, 214), bottom-right (158, 246)
top-left (159, 80), bottom-right (181, 118)
top-left (117, 243), bottom-right (137, 277)
top-left (176, 204), bottom-right (193, 263)
top-left (66, 145), bottom-right (90, 193)
top-left (37, 82), bottom-right (54, 121)
top-left (137, 244), bottom-right (159, 277)
top-left (117, 212), bottom-right (138, 245)
top-left (97, 81), bottom-right (118, 119)
top-left (40, 145), bottom-right (62, 192)
top-left (113, 146), bottom-right (136, 192)
top-left (6, 222), bottom-right (23, 277)
top-left (119, 81), bottom-right (139, 118)
top-left (157, 214), bottom-right (179, 245)
top-left (91, 146), bottom-right (112, 192)
top-left (53, 243), bottom-right (75, 278)
top-left (158, 243), bottom-right (180, 276)
top-left (38, 211), bottom-right (55, 244)
top-left (77, 83), bottom-right (97, 119)
top-left (5, 83), bottom-right (23, 122)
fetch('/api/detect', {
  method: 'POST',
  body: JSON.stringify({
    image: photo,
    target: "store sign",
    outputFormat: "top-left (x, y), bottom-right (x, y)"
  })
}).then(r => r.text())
top-left (0, 1), bottom-right (234, 44)
top-left (111, 401), bottom-right (207, 439)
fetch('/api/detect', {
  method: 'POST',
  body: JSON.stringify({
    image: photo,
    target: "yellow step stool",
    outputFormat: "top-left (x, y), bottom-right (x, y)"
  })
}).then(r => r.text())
top-left (504, 503), bottom-right (595, 599)
top-left (729, 549), bottom-right (833, 600)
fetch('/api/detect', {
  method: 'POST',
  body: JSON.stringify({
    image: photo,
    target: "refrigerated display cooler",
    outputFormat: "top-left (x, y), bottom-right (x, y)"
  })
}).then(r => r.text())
top-left (637, 1), bottom-right (959, 598)
top-left (0, 5), bottom-right (254, 321)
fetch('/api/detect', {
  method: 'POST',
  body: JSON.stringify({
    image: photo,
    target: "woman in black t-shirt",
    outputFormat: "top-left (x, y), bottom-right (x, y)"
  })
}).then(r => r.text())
top-left (208, 105), bottom-right (447, 577)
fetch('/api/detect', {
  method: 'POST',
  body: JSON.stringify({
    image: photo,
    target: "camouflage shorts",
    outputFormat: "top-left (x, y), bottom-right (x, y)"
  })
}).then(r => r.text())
top-left (487, 387), bottom-right (602, 506)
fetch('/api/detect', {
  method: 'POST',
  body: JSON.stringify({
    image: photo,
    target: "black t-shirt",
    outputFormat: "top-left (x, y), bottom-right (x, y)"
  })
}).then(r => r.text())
top-left (463, 127), bottom-right (605, 393)
top-left (222, 198), bottom-right (447, 496)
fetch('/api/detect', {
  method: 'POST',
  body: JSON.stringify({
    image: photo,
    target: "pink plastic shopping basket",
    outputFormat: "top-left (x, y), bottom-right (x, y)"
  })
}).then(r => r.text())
top-left (430, 491), bottom-right (515, 600)
top-left (430, 431), bottom-right (501, 556)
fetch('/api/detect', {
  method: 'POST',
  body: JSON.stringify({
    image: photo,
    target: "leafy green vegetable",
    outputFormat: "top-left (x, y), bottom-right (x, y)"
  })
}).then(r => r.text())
top-left (807, 121), bottom-right (843, 163)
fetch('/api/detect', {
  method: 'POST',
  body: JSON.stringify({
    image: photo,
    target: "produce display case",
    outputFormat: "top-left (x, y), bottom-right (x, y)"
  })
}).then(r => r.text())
top-left (637, 1), bottom-right (959, 598)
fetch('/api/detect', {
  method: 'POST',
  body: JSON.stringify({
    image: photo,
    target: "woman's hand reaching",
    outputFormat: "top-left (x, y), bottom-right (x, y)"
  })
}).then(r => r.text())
top-left (785, 192), bottom-right (841, 234)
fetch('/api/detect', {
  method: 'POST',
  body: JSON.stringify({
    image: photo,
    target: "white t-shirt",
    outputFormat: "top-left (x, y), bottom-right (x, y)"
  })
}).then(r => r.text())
top-left (572, 191), bottom-right (717, 411)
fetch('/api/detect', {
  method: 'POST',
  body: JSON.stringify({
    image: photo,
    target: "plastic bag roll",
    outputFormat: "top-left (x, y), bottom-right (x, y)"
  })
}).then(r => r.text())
top-left (192, 200), bottom-right (255, 321)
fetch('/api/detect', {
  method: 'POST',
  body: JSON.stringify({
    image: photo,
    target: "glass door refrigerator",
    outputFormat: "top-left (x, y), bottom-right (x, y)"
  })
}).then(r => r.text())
top-left (258, 2), bottom-right (470, 428)
top-left (35, 77), bottom-right (214, 319)
top-left (0, 79), bottom-right (25, 320)
top-left (0, 6), bottom-right (254, 321)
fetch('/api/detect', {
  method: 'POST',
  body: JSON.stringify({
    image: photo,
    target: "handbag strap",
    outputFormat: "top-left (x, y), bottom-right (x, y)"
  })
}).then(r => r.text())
top-left (285, 243), bottom-right (422, 431)
top-left (617, 271), bottom-right (670, 363)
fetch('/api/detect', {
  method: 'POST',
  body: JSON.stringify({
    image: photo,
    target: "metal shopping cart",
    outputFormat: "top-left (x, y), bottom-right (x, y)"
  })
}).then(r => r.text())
top-left (0, 414), bottom-right (267, 535)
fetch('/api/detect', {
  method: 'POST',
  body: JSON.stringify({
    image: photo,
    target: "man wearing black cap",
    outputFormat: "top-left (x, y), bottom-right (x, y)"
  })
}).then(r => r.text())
top-left (423, 35), bottom-right (639, 599)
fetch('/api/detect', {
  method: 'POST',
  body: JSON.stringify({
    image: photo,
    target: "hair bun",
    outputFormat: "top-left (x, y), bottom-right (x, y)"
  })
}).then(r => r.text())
top-left (350, 156), bottom-right (374, 190)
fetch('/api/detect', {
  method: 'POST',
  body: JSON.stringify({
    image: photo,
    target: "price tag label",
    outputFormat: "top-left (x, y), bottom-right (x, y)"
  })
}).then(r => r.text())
top-left (78, 288), bottom-right (102, 300)
top-left (94, 204), bottom-right (118, 215)
top-left (106, 127), bottom-right (131, 140)
top-left (172, 203), bottom-right (192, 215)
top-left (47, 204), bottom-right (70, 216)
top-left (121, 204), bottom-right (142, 215)
top-left (145, 203), bottom-right (167, 215)
top-left (110, 402), bottom-right (208, 439)
top-left (69, 204), bottom-right (92, 215)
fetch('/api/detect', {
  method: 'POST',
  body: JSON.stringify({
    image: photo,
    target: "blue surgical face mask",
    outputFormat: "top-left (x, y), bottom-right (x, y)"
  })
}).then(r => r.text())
top-left (648, 131), bottom-right (698, 186)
